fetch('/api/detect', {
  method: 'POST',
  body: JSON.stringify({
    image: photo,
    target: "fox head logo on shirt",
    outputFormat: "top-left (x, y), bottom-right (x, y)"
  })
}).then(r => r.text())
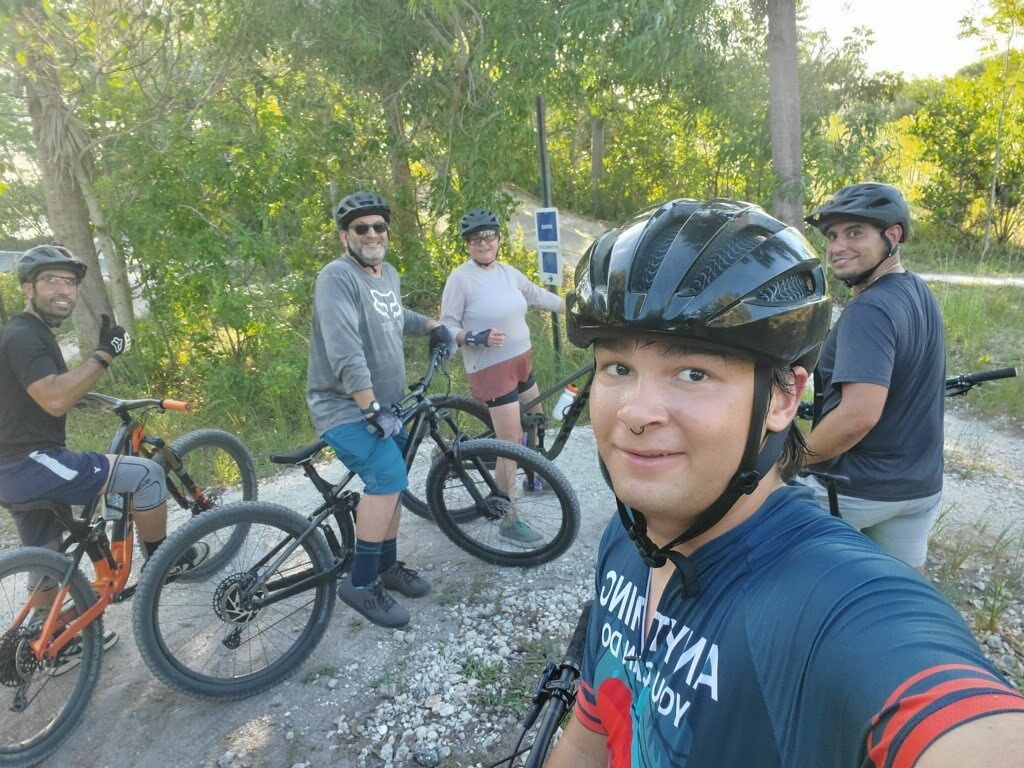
top-left (370, 289), bottom-right (402, 320)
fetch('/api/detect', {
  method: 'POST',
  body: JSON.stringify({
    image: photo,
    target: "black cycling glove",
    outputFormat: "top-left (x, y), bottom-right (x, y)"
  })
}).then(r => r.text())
top-left (429, 325), bottom-right (457, 356)
top-left (366, 409), bottom-right (402, 439)
top-left (465, 329), bottom-right (492, 347)
top-left (96, 314), bottom-right (130, 357)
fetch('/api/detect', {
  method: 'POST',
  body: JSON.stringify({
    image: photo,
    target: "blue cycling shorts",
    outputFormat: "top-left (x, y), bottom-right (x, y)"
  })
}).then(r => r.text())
top-left (321, 421), bottom-right (409, 496)
top-left (0, 448), bottom-right (110, 506)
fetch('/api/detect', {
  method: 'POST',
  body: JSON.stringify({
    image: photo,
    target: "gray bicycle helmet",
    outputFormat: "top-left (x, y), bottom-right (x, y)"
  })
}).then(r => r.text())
top-left (333, 191), bottom-right (391, 230)
top-left (805, 182), bottom-right (911, 242)
top-left (459, 208), bottom-right (501, 238)
top-left (17, 245), bottom-right (87, 284)
top-left (567, 198), bottom-right (832, 596)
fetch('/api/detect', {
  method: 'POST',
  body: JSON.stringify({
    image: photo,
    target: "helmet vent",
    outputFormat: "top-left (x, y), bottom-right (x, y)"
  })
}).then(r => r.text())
top-left (627, 226), bottom-right (675, 293)
top-left (683, 229), bottom-right (766, 296)
top-left (752, 273), bottom-right (815, 306)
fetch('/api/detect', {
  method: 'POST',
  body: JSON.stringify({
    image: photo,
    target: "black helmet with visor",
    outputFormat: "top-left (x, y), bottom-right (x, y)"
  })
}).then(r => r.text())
top-left (333, 191), bottom-right (391, 230)
top-left (459, 208), bottom-right (501, 238)
top-left (17, 245), bottom-right (87, 284)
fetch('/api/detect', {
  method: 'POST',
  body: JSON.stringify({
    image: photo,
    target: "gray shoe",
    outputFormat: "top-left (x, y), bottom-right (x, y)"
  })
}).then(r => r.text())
top-left (338, 575), bottom-right (410, 629)
top-left (379, 561), bottom-right (431, 598)
top-left (51, 630), bottom-right (118, 676)
top-left (499, 518), bottom-right (544, 545)
top-left (165, 541), bottom-right (211, 582)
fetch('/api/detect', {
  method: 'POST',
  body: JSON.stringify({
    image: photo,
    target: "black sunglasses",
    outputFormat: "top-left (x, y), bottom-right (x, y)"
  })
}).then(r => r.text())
top-left (349, 222), bottom-right (389, 235)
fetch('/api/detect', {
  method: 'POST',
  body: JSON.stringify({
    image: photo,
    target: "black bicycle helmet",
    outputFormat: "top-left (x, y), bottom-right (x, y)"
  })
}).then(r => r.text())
top-left (805, 182), bottom-right (911, 242)
top-left (17, 245), bottom-right (87, 284)
top-left (459, 208), bottom-right (501, 238)
top-left (567, 198), bottom-right (832, 596)
top-left (333, 191), bottom-right (391, 230)
top-left (568, 198), bottom-right (831, 371)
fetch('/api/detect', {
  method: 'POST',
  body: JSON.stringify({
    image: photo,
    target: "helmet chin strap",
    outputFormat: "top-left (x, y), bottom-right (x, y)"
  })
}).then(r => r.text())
top-left (842, 230), bottom-right (896, 288)
top-left (615, 362), bottom-right (789, 598)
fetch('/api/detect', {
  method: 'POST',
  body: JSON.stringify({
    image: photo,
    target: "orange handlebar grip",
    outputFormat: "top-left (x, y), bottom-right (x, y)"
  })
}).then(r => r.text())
top-left (162, 399), bottom-right (191, 412)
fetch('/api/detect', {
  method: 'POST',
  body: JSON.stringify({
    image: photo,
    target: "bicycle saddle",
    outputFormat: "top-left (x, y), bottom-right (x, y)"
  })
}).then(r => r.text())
top-left (269, 440), bottom-right (328, 466)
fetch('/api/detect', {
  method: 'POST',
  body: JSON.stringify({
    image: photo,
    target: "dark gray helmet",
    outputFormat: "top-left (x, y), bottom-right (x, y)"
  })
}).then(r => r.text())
top-left (805, 182), bottom-right (911, 242)
top-left (17, 245), bottom-right (87, 284)
top-left (459, 208), bottom-right (500, 238)
top-left (568, 198), bottom-right (832, 373)
top-left (333, 191), bottom-right (391, 230)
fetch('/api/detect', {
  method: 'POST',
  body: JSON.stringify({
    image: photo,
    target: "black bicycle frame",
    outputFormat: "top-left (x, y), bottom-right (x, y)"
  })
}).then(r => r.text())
top-left (518, 362), bottom-right (595, 461)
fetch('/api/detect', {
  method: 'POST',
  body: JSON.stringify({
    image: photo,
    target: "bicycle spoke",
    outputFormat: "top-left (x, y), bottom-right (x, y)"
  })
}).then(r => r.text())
top-left (0, 549), bottom-right (101, 765)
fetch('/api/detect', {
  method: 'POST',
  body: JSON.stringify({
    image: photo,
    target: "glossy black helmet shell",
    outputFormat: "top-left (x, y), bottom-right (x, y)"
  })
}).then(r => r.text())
top-left (333, 191), bottom-right (391, 230)
top-left (567, 198), bottom-right (832, 372)
top-left (459, 208), bottom-right (501, 238)
top-left (805, 182), bottom-right (911, 242)
top-left (17, 245), bottom-right (87, 284)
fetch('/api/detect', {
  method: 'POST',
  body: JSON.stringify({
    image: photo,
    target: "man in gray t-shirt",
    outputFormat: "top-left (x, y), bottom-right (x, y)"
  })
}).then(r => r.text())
top-left (801, 183), bottom-right (945, 572)
top-left (307, 191), bottom-right (454, 628)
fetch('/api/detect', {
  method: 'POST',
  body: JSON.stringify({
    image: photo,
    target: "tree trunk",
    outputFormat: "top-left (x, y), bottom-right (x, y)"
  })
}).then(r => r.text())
top-left (23, 61), bottom-right (113, 354)
top-left (766, 0), bottom-right (804, 229)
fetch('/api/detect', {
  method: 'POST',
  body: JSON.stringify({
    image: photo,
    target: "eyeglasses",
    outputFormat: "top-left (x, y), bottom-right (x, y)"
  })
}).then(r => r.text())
top-left (36, 274), bottom-right (81, 288)
top-left (349, 222), bottom-right (389, 235)
top-left (465, 231), bottom-right (499, 247)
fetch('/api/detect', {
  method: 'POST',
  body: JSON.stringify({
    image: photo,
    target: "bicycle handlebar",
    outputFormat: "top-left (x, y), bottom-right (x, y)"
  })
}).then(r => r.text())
top-left (522, 601), bottom-right (593, 768)
top-left (797, 367), bottom-right (1018, 419)
top-left (946, 367), bottom-right (1017, 391)
top-left (84, 392), bottom-right (192, 413)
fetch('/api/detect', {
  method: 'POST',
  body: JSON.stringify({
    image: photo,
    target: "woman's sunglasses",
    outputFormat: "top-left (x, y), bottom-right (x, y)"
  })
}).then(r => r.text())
top-left (349, 222), bottom-right (389, 235)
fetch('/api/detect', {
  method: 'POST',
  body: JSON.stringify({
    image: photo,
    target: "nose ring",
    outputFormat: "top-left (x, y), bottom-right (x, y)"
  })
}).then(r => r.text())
top-left (629, 425), bottom-right (645, 436)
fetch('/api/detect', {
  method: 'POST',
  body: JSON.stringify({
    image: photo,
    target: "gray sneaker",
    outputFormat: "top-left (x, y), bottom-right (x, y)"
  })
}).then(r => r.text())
top-left (51, 630), bottom-right (119, 676)
top-left (338, 575), bottom-right (410, 629)
top-left (499, 518), bottom-right (544, 545)
top-left (379, 561), bottom-right (431, 598)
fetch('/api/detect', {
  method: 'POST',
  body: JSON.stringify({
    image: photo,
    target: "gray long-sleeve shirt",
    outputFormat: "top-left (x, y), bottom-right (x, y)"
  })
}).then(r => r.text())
top-left (306, 256), bottom-right (430, 435)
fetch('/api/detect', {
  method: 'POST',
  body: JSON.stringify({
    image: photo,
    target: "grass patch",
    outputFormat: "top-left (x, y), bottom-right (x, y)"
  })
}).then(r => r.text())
top-left (300, 664), bottom-right (339, 684)
top-left (933, 283), bottom-right (1023, 424)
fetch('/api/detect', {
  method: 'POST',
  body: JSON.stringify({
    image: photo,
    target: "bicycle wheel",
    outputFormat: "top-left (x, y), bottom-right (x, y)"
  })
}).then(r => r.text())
top-left (132, 501), bottom-right (337, 701)
top-left (0, 548), bottom-right (102, 768)
top-left (402, 395), bottom-right (493, 519)
top-left (426, 438), bottom-right (580, 567)
top-left (155, 428), bottom-right (258, 578)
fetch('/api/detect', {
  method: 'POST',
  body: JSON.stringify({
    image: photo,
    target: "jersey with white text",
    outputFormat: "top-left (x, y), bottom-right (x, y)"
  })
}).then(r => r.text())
top-left (576, 485), bottom-right (1024, 767)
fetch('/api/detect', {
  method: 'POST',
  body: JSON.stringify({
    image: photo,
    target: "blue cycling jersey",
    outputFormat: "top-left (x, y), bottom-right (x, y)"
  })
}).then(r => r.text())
top-left (576, 485), bottom-right (1024, 767)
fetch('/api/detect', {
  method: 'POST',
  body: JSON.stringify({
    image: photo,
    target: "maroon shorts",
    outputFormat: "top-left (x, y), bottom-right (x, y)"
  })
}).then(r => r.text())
top-left (468, 350), bottom-right (534, 404)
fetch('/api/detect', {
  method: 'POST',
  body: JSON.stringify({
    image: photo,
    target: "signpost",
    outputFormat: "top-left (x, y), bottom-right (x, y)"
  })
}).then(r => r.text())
top-left (535, 96), bottom-right (562, 359)
top-left (535, 207), bottom-right (562, 287)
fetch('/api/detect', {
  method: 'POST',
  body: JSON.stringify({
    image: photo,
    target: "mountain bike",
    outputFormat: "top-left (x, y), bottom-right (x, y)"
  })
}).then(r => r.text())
top-left (0, 396), bottom-right (256, 767)
top-left (80, 392), bottom-right (258, 577)
top-left (131, 347), bottom-right (580, 701)
top-left (797, 366), bottom-right (1018, 515)
top-left (403, 361), bottom-right (596, 516)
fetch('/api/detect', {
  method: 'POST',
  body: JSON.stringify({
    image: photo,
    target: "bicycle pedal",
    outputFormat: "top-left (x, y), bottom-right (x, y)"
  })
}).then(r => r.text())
top-left (112, 585), bottom-right (137, 603)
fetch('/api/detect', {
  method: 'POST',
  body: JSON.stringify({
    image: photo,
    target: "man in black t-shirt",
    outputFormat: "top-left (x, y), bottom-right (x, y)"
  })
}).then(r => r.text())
top-left (0, 246), bottom-right (208, 667)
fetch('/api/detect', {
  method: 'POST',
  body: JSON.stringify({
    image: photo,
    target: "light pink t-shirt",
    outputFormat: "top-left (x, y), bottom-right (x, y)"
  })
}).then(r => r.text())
top-left (440, 260), bottom-right (562, 374)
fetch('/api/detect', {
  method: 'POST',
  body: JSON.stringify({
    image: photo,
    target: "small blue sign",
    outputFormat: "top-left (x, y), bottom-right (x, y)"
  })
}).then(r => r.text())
top-left (538, 249), bottom-right (562, 286)
top-left (535, 208), bottom-right (560, 246)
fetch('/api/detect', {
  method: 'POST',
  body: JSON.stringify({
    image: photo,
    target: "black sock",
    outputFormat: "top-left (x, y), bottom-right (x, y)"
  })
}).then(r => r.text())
top-left (143, 537), bottom-right (165, 558)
